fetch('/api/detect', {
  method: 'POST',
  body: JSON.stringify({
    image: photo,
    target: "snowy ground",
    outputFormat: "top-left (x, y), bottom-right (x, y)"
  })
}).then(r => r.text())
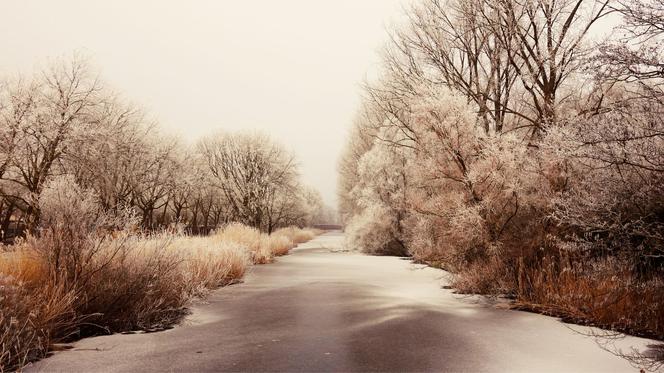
top-left (27, 232), bottom-right (659, 372)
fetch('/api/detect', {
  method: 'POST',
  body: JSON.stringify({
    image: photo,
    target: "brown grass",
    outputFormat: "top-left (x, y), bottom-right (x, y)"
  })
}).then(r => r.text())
top-left (452, 255), bottom-right (512, 295)
top-left (0, 227), bottom-right (256, 372)
top-left (445, 249), bottom-right (664, 341)
top-left (513, 255), bottom-right (664, 340)
top-left (0, 279), bottom-right (74, 372)
top-left (0, 249), bottom-right (77, 373)
top-left (0, 222), bottom-right (320, 371)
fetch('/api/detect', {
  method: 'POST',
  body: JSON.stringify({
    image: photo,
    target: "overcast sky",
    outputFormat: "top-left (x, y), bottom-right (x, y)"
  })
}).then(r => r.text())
top-left (0, 0), bottom-right (411, 206)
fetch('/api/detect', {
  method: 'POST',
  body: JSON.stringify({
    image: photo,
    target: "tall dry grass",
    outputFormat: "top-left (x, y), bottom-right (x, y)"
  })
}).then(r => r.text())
top-left (0, 249), bottom-right (77, 373)
top-left (0, 271), bottom-right (76, 373)
top-left (166, 235), bottom-right (249, 296)
top-left (0, 222), bottom-right (320, 372)
top-left (272, 226), bottom-right (320, 245)
top-left (214, 223), bottom-right (319, 264)
top-left (215, 223), bottom-right (273, 264)
top-left (1, 232), bottom-right (247, 372)
top-left (513, 255), bottom-right (664, 339)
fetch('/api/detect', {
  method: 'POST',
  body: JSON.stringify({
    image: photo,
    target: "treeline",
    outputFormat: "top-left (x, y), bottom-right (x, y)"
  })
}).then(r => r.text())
top-left (339, 0), bottom-right (663, 342)
top-left (0, 58), bottom-right (326, 240)
top-left (0, 57), bottom-right (327, 372)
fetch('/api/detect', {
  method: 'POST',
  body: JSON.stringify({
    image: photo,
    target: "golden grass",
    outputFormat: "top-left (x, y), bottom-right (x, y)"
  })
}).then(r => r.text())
top-left (265, 235), bottom-right (293, 257)
top-left (1, 222), bottom-right (320, 371)
top-left (0, 249), bottom-right (47, 285)
top-left (215, 223), bottom-right (273, 264)
top-left (272, 227), bottom-right (320, 245)
top-left (0, 227), bottom-right (241, 371)
top-left (1, 250), bottom-right (77, 373)
top-left (170, 236), bottom-right (250, 295)
top-left (215, 224), bottom-right (320, 264)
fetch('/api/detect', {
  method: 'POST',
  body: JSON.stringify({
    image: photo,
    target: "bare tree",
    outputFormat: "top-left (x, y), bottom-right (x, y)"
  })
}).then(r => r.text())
top-left (491, 0), bottom-right (611, 135)
top-left (387, 0), bottom-right (520, 133)
top-left (0, 57), bottom-right (102, 231)
top-left (378, 0), bottom-right (611, 140)
top-left (592, 0), bottom-right (664, 101)
top-left (129, 137), bottom-right (179, 228)
top-left (200, 132), bottom-right (303, 232)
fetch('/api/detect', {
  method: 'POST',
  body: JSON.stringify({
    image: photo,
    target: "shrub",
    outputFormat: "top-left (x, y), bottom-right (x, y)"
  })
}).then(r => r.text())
top-left (340, 129), bottom-right (410, 257)
top-left (344, 204), bottom-right (408, 256)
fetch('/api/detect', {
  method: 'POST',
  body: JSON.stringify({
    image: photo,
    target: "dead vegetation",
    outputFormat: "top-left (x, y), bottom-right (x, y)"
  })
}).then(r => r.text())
top-left (0, 215), bottom-right (319, 372)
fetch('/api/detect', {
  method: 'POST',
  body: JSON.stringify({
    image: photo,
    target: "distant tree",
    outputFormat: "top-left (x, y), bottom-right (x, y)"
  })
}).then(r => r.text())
top-left (199, 132), bottom-right (306, 232)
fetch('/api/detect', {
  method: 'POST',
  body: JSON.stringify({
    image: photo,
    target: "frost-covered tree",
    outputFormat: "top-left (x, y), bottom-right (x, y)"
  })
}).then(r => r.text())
top-left (200, 132), bottom-right (314, 232)
top-left (548, 87), bottom-right (664, 273)
top-left (344, 133), bottom-right (410, 256)
top-left (338, 105), bottom-right (378, 225)
top-left (596, 0), bottom-right (663, 86)
top-left (0, 57), bottom-right (103, 232)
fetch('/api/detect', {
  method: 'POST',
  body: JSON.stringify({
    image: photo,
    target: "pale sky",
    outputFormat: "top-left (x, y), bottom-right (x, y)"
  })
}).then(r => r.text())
top-left (0, 0), bottom-right (410, 206)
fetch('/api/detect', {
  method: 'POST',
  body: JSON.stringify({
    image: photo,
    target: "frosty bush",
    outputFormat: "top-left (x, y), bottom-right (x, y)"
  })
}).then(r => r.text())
top-left (342, 126), bottom-right (410, 256)
top-left (345, 203), bottom-right (406, 255)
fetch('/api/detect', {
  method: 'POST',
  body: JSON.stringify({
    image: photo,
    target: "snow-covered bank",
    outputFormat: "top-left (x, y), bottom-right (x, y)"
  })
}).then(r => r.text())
top-left (28, 232), bottom-right (659, 372)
